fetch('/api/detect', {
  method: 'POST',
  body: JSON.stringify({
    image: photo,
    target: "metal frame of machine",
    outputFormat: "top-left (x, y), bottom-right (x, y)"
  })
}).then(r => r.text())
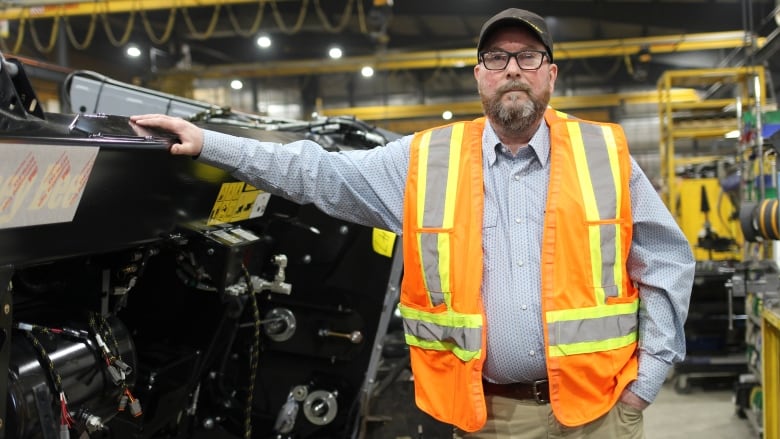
top-left (0, 52), bottom-right (413, 439)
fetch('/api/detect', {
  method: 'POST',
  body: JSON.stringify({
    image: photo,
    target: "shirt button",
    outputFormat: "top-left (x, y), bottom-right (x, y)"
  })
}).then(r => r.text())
top-left (514, 174), bottom-right (521, 181)
top-left (515, 217), bottom-right (521, 224)
top-left (529, 350), bottom-right (535, 356)
top-left (517, 260), bottom-right (524, 267)
top-left (521, 304), bottom-right (528, 310)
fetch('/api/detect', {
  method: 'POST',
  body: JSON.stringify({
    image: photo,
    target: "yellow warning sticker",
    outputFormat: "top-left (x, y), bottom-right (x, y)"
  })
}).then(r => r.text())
top-left (371, 228), bottom-right (396, 258)
top-left (208, 182), bottom-right (271, 226)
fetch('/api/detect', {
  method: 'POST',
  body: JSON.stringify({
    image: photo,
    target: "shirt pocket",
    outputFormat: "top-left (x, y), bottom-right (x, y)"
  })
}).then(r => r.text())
top-left (482, 201), bottom-right (499, 272)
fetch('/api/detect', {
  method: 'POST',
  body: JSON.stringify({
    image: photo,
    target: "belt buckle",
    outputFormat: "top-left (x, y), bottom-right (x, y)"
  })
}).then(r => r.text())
top-left (532, 379), bottom-right (549, 404)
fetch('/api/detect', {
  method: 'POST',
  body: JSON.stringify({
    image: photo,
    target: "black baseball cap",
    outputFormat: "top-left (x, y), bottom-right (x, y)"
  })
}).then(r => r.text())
top-left (477, 8), bottom-right (553, 63)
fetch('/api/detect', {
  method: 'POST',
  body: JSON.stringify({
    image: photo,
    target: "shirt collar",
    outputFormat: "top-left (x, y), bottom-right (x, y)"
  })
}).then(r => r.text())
top-left (483, 119), bottom-right (550, 167)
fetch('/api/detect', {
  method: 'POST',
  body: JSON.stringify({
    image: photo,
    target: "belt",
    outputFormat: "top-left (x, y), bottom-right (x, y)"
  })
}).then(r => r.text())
top-left (482, 379), bottom-right (550, 404)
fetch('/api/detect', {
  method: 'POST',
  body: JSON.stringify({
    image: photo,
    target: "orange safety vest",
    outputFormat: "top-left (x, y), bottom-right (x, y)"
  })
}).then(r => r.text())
top-left (399, 108), bottom-right (638, 432)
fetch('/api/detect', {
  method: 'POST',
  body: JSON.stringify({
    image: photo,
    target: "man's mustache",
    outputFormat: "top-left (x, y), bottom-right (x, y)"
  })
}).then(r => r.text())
top-left (497, 81), bottom-right (532, 95)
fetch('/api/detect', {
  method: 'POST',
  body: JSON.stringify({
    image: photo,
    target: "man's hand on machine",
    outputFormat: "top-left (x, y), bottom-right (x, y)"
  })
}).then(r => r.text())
top-left (130, 114), bottom-right (204, 157)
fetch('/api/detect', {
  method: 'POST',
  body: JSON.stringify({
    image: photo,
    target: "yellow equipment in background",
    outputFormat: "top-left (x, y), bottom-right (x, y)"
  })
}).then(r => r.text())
top-left (674, 177), bottom-right (743, 261)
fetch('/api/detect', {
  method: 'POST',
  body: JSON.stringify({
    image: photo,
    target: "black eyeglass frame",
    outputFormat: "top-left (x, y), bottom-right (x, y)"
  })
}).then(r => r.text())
top-left (478, 49), bottom-right (549, 71)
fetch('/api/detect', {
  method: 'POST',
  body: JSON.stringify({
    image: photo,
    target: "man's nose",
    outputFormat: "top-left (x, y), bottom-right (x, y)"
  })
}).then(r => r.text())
top-left (504, 56), bottom-right (525, 75)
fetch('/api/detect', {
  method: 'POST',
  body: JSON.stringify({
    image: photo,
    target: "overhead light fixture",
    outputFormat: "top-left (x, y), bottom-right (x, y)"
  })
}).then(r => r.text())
top-left (256, 35), bottom-right (271, 49)
top-left (126, 45), bottom-right (141, 58)
top-left (230, 79), bottom-right (244, 90)
top-left (442, 111), bottom-right (453, 120)
top-left (328, 47), bottom-right (343, 59)
top-left (361, 66), bottom-right (374, 77)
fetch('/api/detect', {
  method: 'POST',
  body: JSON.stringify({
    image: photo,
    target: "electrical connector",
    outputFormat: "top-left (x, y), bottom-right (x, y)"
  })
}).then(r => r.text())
top-left (129, 397), bottom-right (143, 417)
top-left (106, 364), bottom-right (124, 385)
top-left (113, 359), bottom-right (133, 375)
top-left (94, 334), bottom-right (111, 356)
top-left (59, 424), bottom-right (69, 439)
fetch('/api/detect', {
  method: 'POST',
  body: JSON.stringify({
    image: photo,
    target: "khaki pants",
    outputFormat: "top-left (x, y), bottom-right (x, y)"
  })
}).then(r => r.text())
top-left (455, 395), bottom-right (644, 439)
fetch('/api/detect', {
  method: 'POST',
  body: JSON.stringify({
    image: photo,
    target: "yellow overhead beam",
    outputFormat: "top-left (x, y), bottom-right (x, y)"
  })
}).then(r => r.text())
top-left (556, 31), bottom-right (761, 59)
top-left (0, 2), bottom-right (762, 80)
top-left (0, 0), bottom-right (262, 19)
top-left (164, 31), bottom-right (763, 79)
top-left (319, 88), bottom-right (702, 121)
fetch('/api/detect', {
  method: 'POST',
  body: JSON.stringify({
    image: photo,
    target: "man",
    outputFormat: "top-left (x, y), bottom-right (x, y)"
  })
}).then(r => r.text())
top-left (131, 8), bottom-right (695, 438)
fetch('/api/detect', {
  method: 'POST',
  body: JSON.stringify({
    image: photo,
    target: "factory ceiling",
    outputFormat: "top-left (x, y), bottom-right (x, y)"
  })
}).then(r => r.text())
top-left (1, 0), bottom-right (779, 126)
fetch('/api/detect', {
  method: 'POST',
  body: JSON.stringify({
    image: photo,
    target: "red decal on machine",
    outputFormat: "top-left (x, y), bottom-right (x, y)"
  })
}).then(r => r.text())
top-left (0, 143), bottom-right (99, 229)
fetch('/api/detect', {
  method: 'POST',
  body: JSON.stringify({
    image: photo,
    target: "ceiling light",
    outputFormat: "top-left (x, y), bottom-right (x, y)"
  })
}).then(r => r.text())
top-left (126, 45), bottom-right (141, 58)
top-left (442, 111), bottom-right (453, 120)
top-left (361, 66), bottom-right (374, 77)
top-left (256, 35), bottom-right (271, 49)
top-left (329, 47), bottom-right (343, 59)
top-left (230, 79), bottom-right (243, 90)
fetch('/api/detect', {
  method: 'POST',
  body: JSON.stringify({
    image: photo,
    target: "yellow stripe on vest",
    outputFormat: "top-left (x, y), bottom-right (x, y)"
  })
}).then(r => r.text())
top-left (403, 335), bottom-right (481, 362)
top-left (548, 333), bottom-right (637, 357)
top-left (545, 300), bottom-right (639, 356)
top-left (567, 122), bottom-right (606, 304)
top-left (546, 301), bottom-right (639, 322)
top-left (415, 130), bottom-right (433, 298)
top-left (602, 125), bottom-right (626, 298)
top-left (399, 303), bottom-right (483, 361)
top-left (565, 120), bottom-right (628, 304)
top-left (437, 123), bottom-right (464, 304)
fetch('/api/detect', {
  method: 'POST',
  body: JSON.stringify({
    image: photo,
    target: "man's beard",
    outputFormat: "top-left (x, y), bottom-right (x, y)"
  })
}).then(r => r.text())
top-left (481, 80), bottom-right (549, 134)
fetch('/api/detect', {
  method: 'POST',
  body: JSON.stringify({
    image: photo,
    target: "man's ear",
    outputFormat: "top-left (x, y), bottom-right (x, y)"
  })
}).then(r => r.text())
top-left (548, 64), bottom-right (558, 93)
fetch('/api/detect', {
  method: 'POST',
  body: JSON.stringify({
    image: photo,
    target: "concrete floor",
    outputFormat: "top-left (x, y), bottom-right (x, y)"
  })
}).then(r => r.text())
top-left (366, 362), bottom-right (761, 438)
top-left (645, 379), bottom-right (758, 439)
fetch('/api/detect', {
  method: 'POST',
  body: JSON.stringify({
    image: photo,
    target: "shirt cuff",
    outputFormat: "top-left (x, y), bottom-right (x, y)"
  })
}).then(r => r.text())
top-left (197, 130), bottom-right (241, 171)
top-left (627, 352), bottom-right (672, 404)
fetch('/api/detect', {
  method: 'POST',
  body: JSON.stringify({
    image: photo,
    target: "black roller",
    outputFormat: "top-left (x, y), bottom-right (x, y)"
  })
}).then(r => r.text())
top-left (740, 202), bottom-right (759, 242)
top-left (758, 199), bottom-right (780, 240)
top-left (6, 316), bottom-right (136, 439)
top-left (739, 199), bottom-right (780, 242)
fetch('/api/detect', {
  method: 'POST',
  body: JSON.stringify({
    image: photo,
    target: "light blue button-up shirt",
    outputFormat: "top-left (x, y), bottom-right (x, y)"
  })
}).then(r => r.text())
top-left (198, 117), bottom-right (695, 404)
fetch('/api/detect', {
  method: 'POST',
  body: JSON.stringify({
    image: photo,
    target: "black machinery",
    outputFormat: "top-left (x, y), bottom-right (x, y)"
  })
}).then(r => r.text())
top-left (0, 53), bottom-right (413, 438)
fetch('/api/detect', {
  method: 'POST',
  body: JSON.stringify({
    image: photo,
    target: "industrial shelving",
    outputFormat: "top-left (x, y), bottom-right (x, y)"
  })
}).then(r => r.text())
top-left (762, 306), bottom-right (780, 438)
top-left (657, 67), bottom-right (768, 409)
top-left (658, 66), bottom-right (766, 220)
top-left (732, 262), bottom-right (780, 436)
top-left (659, 66), bottom-right (780, 439)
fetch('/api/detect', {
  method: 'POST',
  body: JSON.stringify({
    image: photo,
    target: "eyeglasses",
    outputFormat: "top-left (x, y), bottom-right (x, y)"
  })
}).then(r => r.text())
top-left (479, 50), bottom-right (548, 71)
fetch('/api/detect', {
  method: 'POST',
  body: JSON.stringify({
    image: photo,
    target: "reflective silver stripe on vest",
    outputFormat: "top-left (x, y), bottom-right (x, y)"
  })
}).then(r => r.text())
top-left (402, 123), bottom-right (483, 358)
top-left (419, 125), bottom-right (455, 305)
top-left (577, 122), bottom-right (620, 298)
top-left (546, 119), bottom-right (636, 356)
top-left (400, 306), bottom-right (482, 353)
top-left (547, 310), bottom-right (637, 347)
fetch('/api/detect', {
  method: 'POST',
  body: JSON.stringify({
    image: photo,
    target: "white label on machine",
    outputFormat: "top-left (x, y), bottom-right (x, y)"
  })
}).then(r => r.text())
top-left (0, 143), bottom-right (99, 229)
top-left (249, 192), bottom-right (271, 218)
